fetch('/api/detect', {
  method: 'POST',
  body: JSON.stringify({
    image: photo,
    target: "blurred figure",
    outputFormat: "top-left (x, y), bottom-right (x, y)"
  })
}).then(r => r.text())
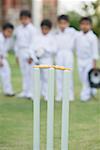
top-left (0, 23), bottom-right (14, 96)
top-left (76, 17), bottom-right (99, 101)
top-left (14, 10), bottom-right (37, 99)
top-left (55, 15), bottom-right (77, 101)
top-left (34, 19), bottom-right (57, 100)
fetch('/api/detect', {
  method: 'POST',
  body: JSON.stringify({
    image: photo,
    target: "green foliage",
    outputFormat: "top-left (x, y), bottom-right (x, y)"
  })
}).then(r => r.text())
top-left (81, 0), bottom-right (100, 36)
top-left (67, 0), bottom-right (100, 36)
top-left (92, 0), bottom-right (100, 36)
top-left (67, 11), bottom-right (81, 30)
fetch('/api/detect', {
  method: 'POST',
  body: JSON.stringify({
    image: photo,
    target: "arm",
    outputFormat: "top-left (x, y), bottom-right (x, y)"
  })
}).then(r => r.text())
top-left (28, 28), bottom-right (39, 64)
top-left (13, 29), bottom-right (20, 64)
top-left (0, 41), bottom-right (4, 56)
top-left (92, 35), bottom-right (99, 68)
top-left (44, 34), bottom-right (58, 55)
top-left (50, 35), bottom-right (58, 54)
top-left (13, 34), bottom-right (19, 57)
top-left (0, 38), bottom-right (6, 66)
top-left (0, 41), bottom-right (4, 67)
top-left (0, 37), bottom-right (8, 58)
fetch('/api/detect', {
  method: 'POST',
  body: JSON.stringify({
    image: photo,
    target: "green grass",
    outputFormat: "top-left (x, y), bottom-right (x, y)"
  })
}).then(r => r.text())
top-left (0, 54), bottom-right (100, 150)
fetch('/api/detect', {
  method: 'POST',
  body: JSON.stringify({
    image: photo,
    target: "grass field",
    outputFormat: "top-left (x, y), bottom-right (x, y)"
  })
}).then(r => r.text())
top-left (0, 54), bottom-right (100, 150)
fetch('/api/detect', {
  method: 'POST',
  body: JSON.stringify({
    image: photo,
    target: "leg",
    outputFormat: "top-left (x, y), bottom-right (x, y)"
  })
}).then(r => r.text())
top-left (18, 57), bottom-right (33, 98)
top-left (64, 52), bottom-right (74, 101)
top-left (78, 65), bottom-right (92, 101)
top-left (41, 69), bottom-right (48, 100)
top-left (56, 70), bottom-right (63, 101)
top-left (68, 71), bottom-right (74, 101)
top-left (55, 53), bottom-right (64, 101)
top-left (40, 57), bottom-right (53, 100)
top-left (23, 62), bottom-right (33, 97)
top-left (1, 59), bottom-right (14, 95)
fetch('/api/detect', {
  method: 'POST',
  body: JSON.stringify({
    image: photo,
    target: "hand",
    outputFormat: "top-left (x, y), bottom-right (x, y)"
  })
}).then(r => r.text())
top-left (28, 58), bottom-right (33, 64)
top-left (0, 59), bottom-right (3, 67)
top-left (93, 60), bottom-right (96, 69)
top-left (35, 48), bottom-right (45, 58)
top-left (16, 57), bottom-right (19, 65)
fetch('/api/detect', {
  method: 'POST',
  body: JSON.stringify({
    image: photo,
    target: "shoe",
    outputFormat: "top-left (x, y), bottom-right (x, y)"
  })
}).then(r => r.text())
top-left (44, 96), bottom-right (48, 101)
top-left (81, 92), bottom-right (91, 102)
top-left (69, 99), bottom-right (74, 102)
top-left (56, 96), bottom-right (62, 102)
top-left (5, 93), bottom-right (15, 97)
top-left (91, 89), bottom-right (97, 97)
top-left (26, 95), bottom-right (33, 100)
top-left (16, 92), bottom-right (26, 98)
top-left (69, 95), bottom-right (74, 102)
top-left (16, 92), bottom-right (32, 100)
top-left (81, 96), bottom-right (91, 102)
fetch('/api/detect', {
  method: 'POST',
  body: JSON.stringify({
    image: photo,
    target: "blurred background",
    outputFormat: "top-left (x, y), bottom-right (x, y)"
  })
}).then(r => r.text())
top-left (0, 0), bottom-right (100, 36)
top-left (0, 1), bottom-right (99, 150)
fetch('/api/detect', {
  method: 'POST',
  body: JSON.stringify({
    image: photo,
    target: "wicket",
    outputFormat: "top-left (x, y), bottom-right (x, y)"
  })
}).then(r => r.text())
top-left (33, 65), bottom-right (70, 150)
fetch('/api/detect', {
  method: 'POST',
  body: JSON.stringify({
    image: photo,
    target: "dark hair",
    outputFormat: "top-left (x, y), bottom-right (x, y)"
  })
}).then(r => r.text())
top-left (2, 23), bottom-right (14, 30)
top-left (20, 10), bottom-right (32, 18)
top-left (80, 17), bottom-right (92, 24)
top-left (58, 15), bottom-right (69, 22)
top-left (41, 19), bottom-right (52, 29)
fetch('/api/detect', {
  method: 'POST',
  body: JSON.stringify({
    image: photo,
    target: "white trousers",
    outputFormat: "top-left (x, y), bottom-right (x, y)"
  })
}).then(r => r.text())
top-left (18, 56), bottom-right (33, 97)
top-left (78, 60), bottom-right (96, 101)
top-left (0, 59), bottom-right (13, 94)
top-left (56, 51), bottom-right (74, 100)
top-left (39, 57), bottom-right (53, 99)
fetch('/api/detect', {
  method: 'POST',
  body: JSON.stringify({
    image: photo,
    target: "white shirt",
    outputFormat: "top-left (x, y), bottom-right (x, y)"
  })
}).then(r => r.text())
top-left (14, 23), bottom-right (37, 59)
top-left (34, 32), bottom-right (57, 58)
top-left (0, 33), bottom-right (12, 58)
top-left (76, 30), bottom-right (99, 61)
top-left (56, 27), bottom-right (77, 53)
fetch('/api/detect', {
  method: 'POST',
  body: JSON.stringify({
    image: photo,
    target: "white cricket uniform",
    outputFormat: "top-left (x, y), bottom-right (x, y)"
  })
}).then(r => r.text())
top-left (14, 23), bottom-right (37, 98)
top-left (76, 30), bottom-right (99, 101)
top-left (0, 33), bottom-right (14, 94)
top-left (34, 32), bottom-right (57, 99)
top-left (55, 27), bottom-right (77, 101)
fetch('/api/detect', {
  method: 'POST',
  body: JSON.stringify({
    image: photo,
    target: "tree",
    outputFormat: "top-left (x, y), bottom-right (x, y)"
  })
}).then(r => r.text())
top-left (92, 0), bottom-right (100, 36)
top-left (67, 11), bottom-right (81, 30)
top-left (81, 0), bottom-right (100, 36)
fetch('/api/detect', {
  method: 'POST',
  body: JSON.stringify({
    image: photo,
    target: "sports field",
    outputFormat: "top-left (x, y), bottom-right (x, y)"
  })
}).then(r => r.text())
top-left (0, 54), bottom-right (100, 150)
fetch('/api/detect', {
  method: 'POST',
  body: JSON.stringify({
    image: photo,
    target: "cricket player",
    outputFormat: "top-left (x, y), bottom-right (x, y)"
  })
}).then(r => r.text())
top-left (14, 10), bottom-right (37, 99)
top-left (55, 15), bottom-right (77, 101)
top-left (34, 19), bottom-right (57, 100)
top-left (0, 23), bottom-right (14, 96)
top-left (76, 17), bottom-right (99, 101)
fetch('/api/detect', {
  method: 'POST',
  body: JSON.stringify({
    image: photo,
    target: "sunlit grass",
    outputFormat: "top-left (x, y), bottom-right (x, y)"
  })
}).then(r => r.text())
top-left (0, 54), bottom-right (100, 150)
